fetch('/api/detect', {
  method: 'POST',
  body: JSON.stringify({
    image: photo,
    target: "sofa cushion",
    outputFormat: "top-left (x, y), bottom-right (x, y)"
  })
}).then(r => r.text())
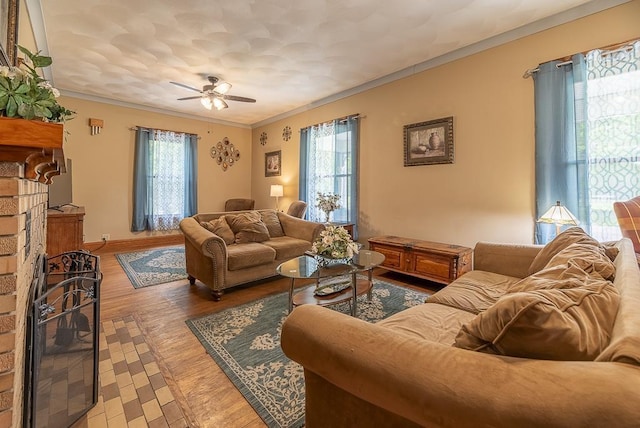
top-left (427, 271), bottom-right (521, 314)
top-left (200, 217), bottom-right (235, 245)
top-left (544, 242), bottom-right (616, 281)
top-left (224, 212), bottom-right (270, 244)
top-left (528, 227), bottom-right (600, 275)
top-left (260, 210), bottom-right (285, 238)
top-left (226, 243), bottom-right (276, 270)
top-left (262, 236), bottom-right (312, 260)
top-left (378, 303), bottom-right (476, 346)
top-left (454, 279), bottom-right (620, 360)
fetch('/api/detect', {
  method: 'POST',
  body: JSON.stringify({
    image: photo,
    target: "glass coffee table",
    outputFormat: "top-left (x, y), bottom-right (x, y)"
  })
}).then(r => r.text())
top-left (277, 250), bottom-right (385, 316)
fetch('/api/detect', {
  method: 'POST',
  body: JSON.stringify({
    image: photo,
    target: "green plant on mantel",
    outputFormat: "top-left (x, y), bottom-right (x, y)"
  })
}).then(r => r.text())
top-left (0, 45), bottom-right (74, 123)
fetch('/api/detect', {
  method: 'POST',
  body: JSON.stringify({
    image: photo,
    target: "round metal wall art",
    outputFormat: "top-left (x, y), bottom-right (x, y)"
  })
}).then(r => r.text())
top-left (282, 125), bottom-right (291, 141)
top-left (210, 137), bottom-right (240, 171)
top-left (260, 132), bottom-right (268, 145)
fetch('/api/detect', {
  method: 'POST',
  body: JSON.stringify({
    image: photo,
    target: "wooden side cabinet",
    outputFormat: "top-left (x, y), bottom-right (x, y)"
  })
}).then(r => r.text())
top-left (46, 206), bottom-right (85, 256)
top-left (368, 235), bottom-right (472, 285)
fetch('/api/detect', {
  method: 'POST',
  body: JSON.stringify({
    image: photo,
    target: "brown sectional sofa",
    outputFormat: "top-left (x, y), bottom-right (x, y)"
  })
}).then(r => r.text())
top-left (282, 229), bottom-right (640, 427)
top-left (180, 209), bottom-right (324, 300)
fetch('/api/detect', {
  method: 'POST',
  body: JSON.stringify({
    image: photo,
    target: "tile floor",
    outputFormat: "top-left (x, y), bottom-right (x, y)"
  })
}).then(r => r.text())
top-left (71, 316), bottom-right (190, 427)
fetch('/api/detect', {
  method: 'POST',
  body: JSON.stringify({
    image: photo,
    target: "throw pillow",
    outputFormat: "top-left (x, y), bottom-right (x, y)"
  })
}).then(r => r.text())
top-left (454, 278), bottom-right (620, 361)
top-left (528, 227), bottom-right (601, 275)
top-left (260, 210), bottom-right (285, 238)
top-left (543, 242), bottom-right (616, 281)
top-left (200, 218), bottom-right (235, 245)
top-left (224, 211), bottom-right (270, 244)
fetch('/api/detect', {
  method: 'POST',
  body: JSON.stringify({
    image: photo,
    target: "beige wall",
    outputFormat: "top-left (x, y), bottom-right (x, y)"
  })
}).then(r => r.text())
top-left (252, 1), bottom-right (640, 248)
top-left (58, 97), bottom-right (252, 242)
top-left (18, 1), bottom-right (640, 246)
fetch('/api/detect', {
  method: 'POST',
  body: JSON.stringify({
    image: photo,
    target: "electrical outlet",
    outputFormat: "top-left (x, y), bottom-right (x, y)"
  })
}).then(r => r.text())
top-left (101, 234), bottom-right (110, 241)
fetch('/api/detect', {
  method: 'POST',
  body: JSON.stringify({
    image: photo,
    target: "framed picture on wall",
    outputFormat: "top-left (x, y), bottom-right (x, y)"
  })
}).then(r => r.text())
top-left (403, 116), bottom-right (454, 166)
top-left (265, 150), bottom-right (281, 177)
top-left (0, 0), bottom-right (19, 66)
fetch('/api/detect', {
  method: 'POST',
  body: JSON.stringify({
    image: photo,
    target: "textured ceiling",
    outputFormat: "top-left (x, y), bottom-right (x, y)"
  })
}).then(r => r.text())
top-left (33, 0), bottom-right (610, 126)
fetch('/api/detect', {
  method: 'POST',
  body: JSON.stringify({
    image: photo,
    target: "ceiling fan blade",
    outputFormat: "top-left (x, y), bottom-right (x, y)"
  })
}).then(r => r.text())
top-left (223, 94), bottom-right (256, 103)
top-left (177, 96), bottom-right (203, 101)
top-left (170, 81), bottom-right (203, 93)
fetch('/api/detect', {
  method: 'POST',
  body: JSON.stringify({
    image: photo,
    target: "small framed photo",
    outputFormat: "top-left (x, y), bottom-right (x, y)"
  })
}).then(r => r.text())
top-left (265, 150), bottom-right (281, 177)
top-left (403, 116), bottom-right (454, 167)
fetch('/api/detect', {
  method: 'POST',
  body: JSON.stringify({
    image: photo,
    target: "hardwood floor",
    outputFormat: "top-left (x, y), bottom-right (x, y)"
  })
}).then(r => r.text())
top-left (89, 242), bottom-right (441, 427)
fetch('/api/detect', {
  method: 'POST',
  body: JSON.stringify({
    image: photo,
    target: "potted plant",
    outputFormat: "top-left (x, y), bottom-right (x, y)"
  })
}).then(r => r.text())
top-left (0, 46), bottom-right (74, 147)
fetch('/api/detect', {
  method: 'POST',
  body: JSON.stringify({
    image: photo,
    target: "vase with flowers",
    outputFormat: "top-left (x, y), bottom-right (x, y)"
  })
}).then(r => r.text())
top-left (310, 225), bottom-right (360, 266)
top-left (0, 45), bottom-right (74, 122)
top-left (316, 192), bottom-right (341, 223)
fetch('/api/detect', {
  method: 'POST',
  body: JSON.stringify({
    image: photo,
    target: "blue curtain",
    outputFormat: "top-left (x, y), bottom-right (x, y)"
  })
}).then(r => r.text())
top-left (131, 128), bottom-right (198, 231)
top-left (184, 134), bottom-right (198, 217)
top-left (533, 54), bottom-right (588, 244)
top-left (299, 117), bottom-right (359, 236)
top-left (131, 128), bottom-right (150, 231)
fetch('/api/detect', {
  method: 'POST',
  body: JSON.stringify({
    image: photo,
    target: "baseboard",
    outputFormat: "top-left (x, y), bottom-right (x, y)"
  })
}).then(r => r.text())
top-left (84, 234), bottom-right (184, 254)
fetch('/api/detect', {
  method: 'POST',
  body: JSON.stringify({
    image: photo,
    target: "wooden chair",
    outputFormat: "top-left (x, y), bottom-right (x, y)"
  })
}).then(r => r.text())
top-left (286, 200), bottom-right (308, 219)
top-left (613, 196), bottom-right (640, 264)
top-left (224, 198), bottom-right (255, 211)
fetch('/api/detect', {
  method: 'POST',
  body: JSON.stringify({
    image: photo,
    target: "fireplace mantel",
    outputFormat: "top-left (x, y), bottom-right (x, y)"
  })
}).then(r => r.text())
top-left (0, 118), bottom-right (65, 183)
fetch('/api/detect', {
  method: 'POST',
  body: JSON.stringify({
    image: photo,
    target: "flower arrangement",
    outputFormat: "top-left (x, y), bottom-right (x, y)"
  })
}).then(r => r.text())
top-left (311, 225), bottom-right (360, 260)
top-left (316, 192), bottom-right (341, 222)
top-left (0, 45), bottom-right (74, 122)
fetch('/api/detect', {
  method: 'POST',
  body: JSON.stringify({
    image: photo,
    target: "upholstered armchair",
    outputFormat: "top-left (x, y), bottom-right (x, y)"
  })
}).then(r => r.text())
top-left (613, 196), bottom-right (640, 263)
top-left (286, 200), bottom-right (308, 219)
top-left (224, 198), bottom-right (255, 211)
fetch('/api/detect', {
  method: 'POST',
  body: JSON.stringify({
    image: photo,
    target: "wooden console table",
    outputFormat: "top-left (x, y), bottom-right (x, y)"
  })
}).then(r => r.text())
top-left (46, 206), bottom-right (85, 256)
top-left (368, 236), bottom-right (472, 285)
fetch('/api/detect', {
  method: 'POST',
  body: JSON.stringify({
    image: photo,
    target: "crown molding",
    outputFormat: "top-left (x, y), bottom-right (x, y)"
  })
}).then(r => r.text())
top-left (60, 90), bottom-right (251, 129)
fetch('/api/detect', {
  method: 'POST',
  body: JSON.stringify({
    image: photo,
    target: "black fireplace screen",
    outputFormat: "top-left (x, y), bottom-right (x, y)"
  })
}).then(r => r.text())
top-left (25, 251), bottom-right (101, 428)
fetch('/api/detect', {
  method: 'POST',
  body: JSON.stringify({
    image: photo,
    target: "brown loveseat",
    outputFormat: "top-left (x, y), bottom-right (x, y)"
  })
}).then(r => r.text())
top-left (180, 209), bottom-right (323, 300)
top-left (282, 229), bottom-right (640, 427)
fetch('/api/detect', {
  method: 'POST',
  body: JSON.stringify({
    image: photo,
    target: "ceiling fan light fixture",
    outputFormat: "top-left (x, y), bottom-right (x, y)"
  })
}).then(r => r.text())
top-left (213, 97), bottom-right (228, 110)
top-left (215, 81), bottom-right (232, 94)
top-left (200, 96), bottom-right (213, 110)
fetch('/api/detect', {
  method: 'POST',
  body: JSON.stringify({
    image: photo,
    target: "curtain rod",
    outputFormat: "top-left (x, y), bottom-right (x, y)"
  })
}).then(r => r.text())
top-left (299, 113), bottom-right (364, 132)
top-left (522, 38), bottom-right (638, 79)
top-left (129, 126), bottom-right (200, 139)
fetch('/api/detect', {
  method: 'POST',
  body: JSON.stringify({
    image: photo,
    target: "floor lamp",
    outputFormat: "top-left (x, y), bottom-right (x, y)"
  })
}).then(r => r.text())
top-left (537, 200), bottom-right (579, 236)
top-left (270, 184), bottom-right (283, 211)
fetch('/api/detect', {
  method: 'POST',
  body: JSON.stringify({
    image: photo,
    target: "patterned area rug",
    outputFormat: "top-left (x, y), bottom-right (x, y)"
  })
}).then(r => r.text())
top-left (115, 246), bottom-right (187, 289)
top-left (186, 280), bottom-right (429, 428)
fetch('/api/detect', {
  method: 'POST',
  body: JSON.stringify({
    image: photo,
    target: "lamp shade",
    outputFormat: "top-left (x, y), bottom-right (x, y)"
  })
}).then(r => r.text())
top-left (200, 96), bottom-right (213, 110)
top-left (270, 184), bottom-right (283, 197)
top-left (537, 201), bottom-right (579, 226)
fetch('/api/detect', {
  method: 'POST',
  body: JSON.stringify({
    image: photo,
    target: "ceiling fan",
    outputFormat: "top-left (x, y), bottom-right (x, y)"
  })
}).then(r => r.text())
top-left (170, 76), bottom-right (256, 111)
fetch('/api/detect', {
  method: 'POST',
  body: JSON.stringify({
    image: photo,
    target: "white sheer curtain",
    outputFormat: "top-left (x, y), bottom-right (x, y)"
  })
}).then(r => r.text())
top-left (584, 41), bottom-right (640, 241)
top-left (299, 117), bottom-right (359, 234)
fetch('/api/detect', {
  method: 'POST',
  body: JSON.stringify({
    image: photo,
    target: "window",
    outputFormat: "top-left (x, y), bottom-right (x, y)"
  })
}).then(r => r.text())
top-left (533, 40), bottom-right (640, 243)
top-left (582, 43), bottom-right (640, 240)
top-left (132, 128), bottom-right (198, 231)
top-left (300, 117), bottom-right (359, 234)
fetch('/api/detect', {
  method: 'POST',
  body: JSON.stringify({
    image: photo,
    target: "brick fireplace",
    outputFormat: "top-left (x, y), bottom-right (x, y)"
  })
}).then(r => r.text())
top-left (0, 118), bottom-right (64, 427)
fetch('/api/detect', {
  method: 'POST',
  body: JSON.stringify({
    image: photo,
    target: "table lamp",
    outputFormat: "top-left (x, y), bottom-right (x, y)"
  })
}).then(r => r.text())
top-left (537, 200), bottom-right (579, 236)
top-left (270, 184), bottom-right (283, 211)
